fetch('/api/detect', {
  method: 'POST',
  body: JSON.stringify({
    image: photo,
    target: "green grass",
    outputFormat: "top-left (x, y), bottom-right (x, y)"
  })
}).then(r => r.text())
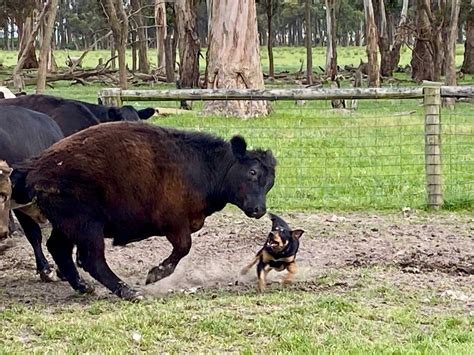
top-left (1, 283), bottom-right (472, 353)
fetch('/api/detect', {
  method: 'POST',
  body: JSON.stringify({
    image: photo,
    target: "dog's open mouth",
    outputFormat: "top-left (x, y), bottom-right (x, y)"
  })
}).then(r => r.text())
top-left (266, 240), bottom-right (279, 248)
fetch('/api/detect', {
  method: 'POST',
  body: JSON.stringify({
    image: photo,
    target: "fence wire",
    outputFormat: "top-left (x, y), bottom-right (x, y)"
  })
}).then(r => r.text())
top-left (132, 96), bottom-right (473, 211)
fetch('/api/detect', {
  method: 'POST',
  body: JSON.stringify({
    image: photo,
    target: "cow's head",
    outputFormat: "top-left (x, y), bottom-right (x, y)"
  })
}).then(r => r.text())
top-left (108, 106), bottom-right (156, 121)
top-left (0, 161), bottom-right (12, 240)
top-left (224, 136), bottom-right (276, 219)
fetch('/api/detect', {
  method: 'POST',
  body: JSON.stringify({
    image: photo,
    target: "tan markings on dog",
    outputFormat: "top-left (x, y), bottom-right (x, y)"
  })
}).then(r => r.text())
top-left (258, 271), bottom-right (266, 292)
top-left (261, 250), bottom-right (295, 264)
top-left (282, 262), bottom-right (297, 284)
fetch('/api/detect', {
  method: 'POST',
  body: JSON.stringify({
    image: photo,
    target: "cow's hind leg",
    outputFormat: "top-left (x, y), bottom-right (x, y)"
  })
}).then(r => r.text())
top-left (15, 210), bottom-right (56, 282)
top-left (47, 227), bottom-right (93, 293)
top-left (146, 228), bottom-right (191, 285)
top-left (77, 224), bottom-right (142, 301)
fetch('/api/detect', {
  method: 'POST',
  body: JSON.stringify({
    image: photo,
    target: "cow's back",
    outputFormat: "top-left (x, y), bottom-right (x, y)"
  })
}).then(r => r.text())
top-left (0, 105), bottom-right (64, 164)
top-left (0, 94), bottom-right (99, 136)
top-left (27, 122), bottom-right (207, 233)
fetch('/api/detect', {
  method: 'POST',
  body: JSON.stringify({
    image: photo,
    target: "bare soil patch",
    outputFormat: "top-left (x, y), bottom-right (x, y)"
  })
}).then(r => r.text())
top-left (1, 210), bottom-right (472, 312)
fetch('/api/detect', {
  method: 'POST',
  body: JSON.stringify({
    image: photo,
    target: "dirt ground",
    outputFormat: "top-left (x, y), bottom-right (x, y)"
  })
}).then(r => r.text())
top-left (0, 210), bottom-right (473, 313)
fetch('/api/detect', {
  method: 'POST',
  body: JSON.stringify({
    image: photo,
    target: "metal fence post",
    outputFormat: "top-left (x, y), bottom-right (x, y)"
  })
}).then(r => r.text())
top-left (98, 88), bottom-right (123, 106)
top-left (423, 81), bottom-right (443, 209)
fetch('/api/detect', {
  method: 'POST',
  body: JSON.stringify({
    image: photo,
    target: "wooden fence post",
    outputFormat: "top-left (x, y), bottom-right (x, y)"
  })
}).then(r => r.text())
top-left (423, 81), bottom-right (443, 209)
top-left (99, 88), bottom-right (123, 106)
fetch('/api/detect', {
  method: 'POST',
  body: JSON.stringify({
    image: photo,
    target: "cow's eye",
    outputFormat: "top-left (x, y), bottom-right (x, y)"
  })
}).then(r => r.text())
top-left (249, 169), bottom-right (257, 176)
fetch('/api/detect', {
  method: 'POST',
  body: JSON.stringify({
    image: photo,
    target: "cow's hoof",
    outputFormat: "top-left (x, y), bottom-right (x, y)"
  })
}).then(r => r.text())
top-left (76, 280), bottom-right (95, 294)
top-left (115, 283), bottom-right (143, 302)
top-left (145, 265), bottom-right (171, 285)
top-left (39, 267), bottom-right (58, 282)
top-left (56, 269), bottom-right (68, 281)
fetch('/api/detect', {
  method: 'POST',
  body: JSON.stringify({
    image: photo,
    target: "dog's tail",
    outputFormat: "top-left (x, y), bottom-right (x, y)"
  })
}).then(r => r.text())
top-left (240, 255), bottom-right (259, 275)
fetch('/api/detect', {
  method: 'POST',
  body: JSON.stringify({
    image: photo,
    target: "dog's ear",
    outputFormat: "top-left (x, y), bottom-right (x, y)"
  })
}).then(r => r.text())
top-left (291, 229), bottom-right (304, 240)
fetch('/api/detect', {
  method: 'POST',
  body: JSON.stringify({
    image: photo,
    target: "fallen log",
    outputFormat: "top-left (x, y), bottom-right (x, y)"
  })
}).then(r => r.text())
top-left (4, 68), bottom-right (118, 86)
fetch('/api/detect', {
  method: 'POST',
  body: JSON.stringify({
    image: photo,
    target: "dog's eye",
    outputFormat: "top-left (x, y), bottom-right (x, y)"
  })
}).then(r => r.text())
top-left (249, 169), bottom-right (256, 176)
top-left (0, 193), bottom-right (8, 203)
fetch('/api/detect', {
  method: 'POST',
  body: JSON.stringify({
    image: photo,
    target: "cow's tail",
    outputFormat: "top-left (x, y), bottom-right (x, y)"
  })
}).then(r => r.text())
top-left (10, 158), bottom-right (37, 206)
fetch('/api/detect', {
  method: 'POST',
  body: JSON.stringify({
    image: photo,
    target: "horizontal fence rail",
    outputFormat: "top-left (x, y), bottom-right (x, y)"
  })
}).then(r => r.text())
top-left (98, 84), bottom-right (473, 211)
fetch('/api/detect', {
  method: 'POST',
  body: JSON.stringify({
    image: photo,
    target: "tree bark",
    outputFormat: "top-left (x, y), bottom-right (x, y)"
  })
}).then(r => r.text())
top-left (305, 0), bottom-right (313, 85)
top-left (204, 0), bottom-right (269, 117)
top-left (100, 0), bottom-right (129, 89)
top-left (461, 2), bottom-right (474, 74)
top-left (363, 0), bottom-right (380, 87)
top-left (131, 0), bottom-right (150, 73)
top-left (374, 0), bottom-right (391, 76)
top-left (155, 0), bottom-right (167, 72)
top-left (175, 0), bottom-right (200, 109)
top-left (37, 0), bottom-right (59, 94)
top-left (325, 0), bottom-right (337, 79)
top-left (411, 0), bottom-right (446, 82)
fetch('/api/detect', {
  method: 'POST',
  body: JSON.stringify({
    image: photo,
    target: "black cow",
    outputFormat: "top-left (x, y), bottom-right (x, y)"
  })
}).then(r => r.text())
top-left (0, 94), bottom-right (155, 136)
top-left (0, 106), bottom-right (64, 280)
top-left (12, 122), bottom-right (276, 300)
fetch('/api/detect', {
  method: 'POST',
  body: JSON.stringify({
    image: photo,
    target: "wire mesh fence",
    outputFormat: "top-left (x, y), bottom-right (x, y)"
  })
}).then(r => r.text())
top-left (101, 87), bottom-right (473, 211)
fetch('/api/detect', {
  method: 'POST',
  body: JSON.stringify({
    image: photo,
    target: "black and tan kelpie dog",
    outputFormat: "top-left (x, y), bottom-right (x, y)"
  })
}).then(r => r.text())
top-left (241, 213), bottom-right (304, 292)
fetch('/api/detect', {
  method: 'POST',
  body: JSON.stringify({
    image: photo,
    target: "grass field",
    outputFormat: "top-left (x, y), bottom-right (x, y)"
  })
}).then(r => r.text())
top-left (0, 46), bottom-right (472, 353)
top-left (1, 283), bottom-right (472, 353)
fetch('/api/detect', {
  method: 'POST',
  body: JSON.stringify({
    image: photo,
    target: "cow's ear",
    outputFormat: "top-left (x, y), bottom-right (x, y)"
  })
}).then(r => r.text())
top-left (291, 229), bottom-right (304, 240)
top-left (108, 108), bottom-right (121, 121)
top-left (230, 135), bottom-right (247, 158)
top-left (137, 108), bottom-right (155, 120)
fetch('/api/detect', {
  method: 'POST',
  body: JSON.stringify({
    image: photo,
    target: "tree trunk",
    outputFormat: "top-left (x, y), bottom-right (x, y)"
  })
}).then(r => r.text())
top-left (3, 20), bottom-right (9, 50)
top-left (267, 0), bottom-right (274, 79)
top-left (175, 0), bottom-right (200, 109)
top-left (325, 0), bottom-right (337, 79)
top-left (204, 0), bottom-right (269, 117)
top-left (37, 0), bottom-right (59, 94)
top-left (155, 0), bottom-right (167, 72)
top-left (363, 0), bottom-right (380, 87)
top-left (100, 0), bottom-right (129, 89)
top-left (18, 16), bottom-right (39, 69)
top-left (461, 3), bottom-right (474, 74)
top-left (110, 36), bottom-right (116, 70)
top-left (411, 0), bottom-right (446, 82)
top-left (164, 3), bottom-right (176, 83)
top-left (131, 0), bottom-right (149, 73)
top-left (374, 0), bottom-right (391, 76)
top-left (305, 0), bottom-right (313, 85)
top-left (444, 0), bottom-right (461, 107)
top-left (131, 29), bottom-right (137, 72)
top-left (388, 0), bottom-right (408, 73)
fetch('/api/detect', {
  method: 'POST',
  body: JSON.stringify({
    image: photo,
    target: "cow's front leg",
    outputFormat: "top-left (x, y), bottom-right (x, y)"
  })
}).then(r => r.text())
top-left (146, 227), bottom-right (191, 285)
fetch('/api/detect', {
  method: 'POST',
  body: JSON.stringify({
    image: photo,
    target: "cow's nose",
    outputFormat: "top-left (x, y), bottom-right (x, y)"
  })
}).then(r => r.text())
top-left (252, 206), bottom-right (266, 218)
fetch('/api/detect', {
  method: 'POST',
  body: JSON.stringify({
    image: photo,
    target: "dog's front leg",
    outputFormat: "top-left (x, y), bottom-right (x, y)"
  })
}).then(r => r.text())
top-left (282, 262), bottom-right (297, 285)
